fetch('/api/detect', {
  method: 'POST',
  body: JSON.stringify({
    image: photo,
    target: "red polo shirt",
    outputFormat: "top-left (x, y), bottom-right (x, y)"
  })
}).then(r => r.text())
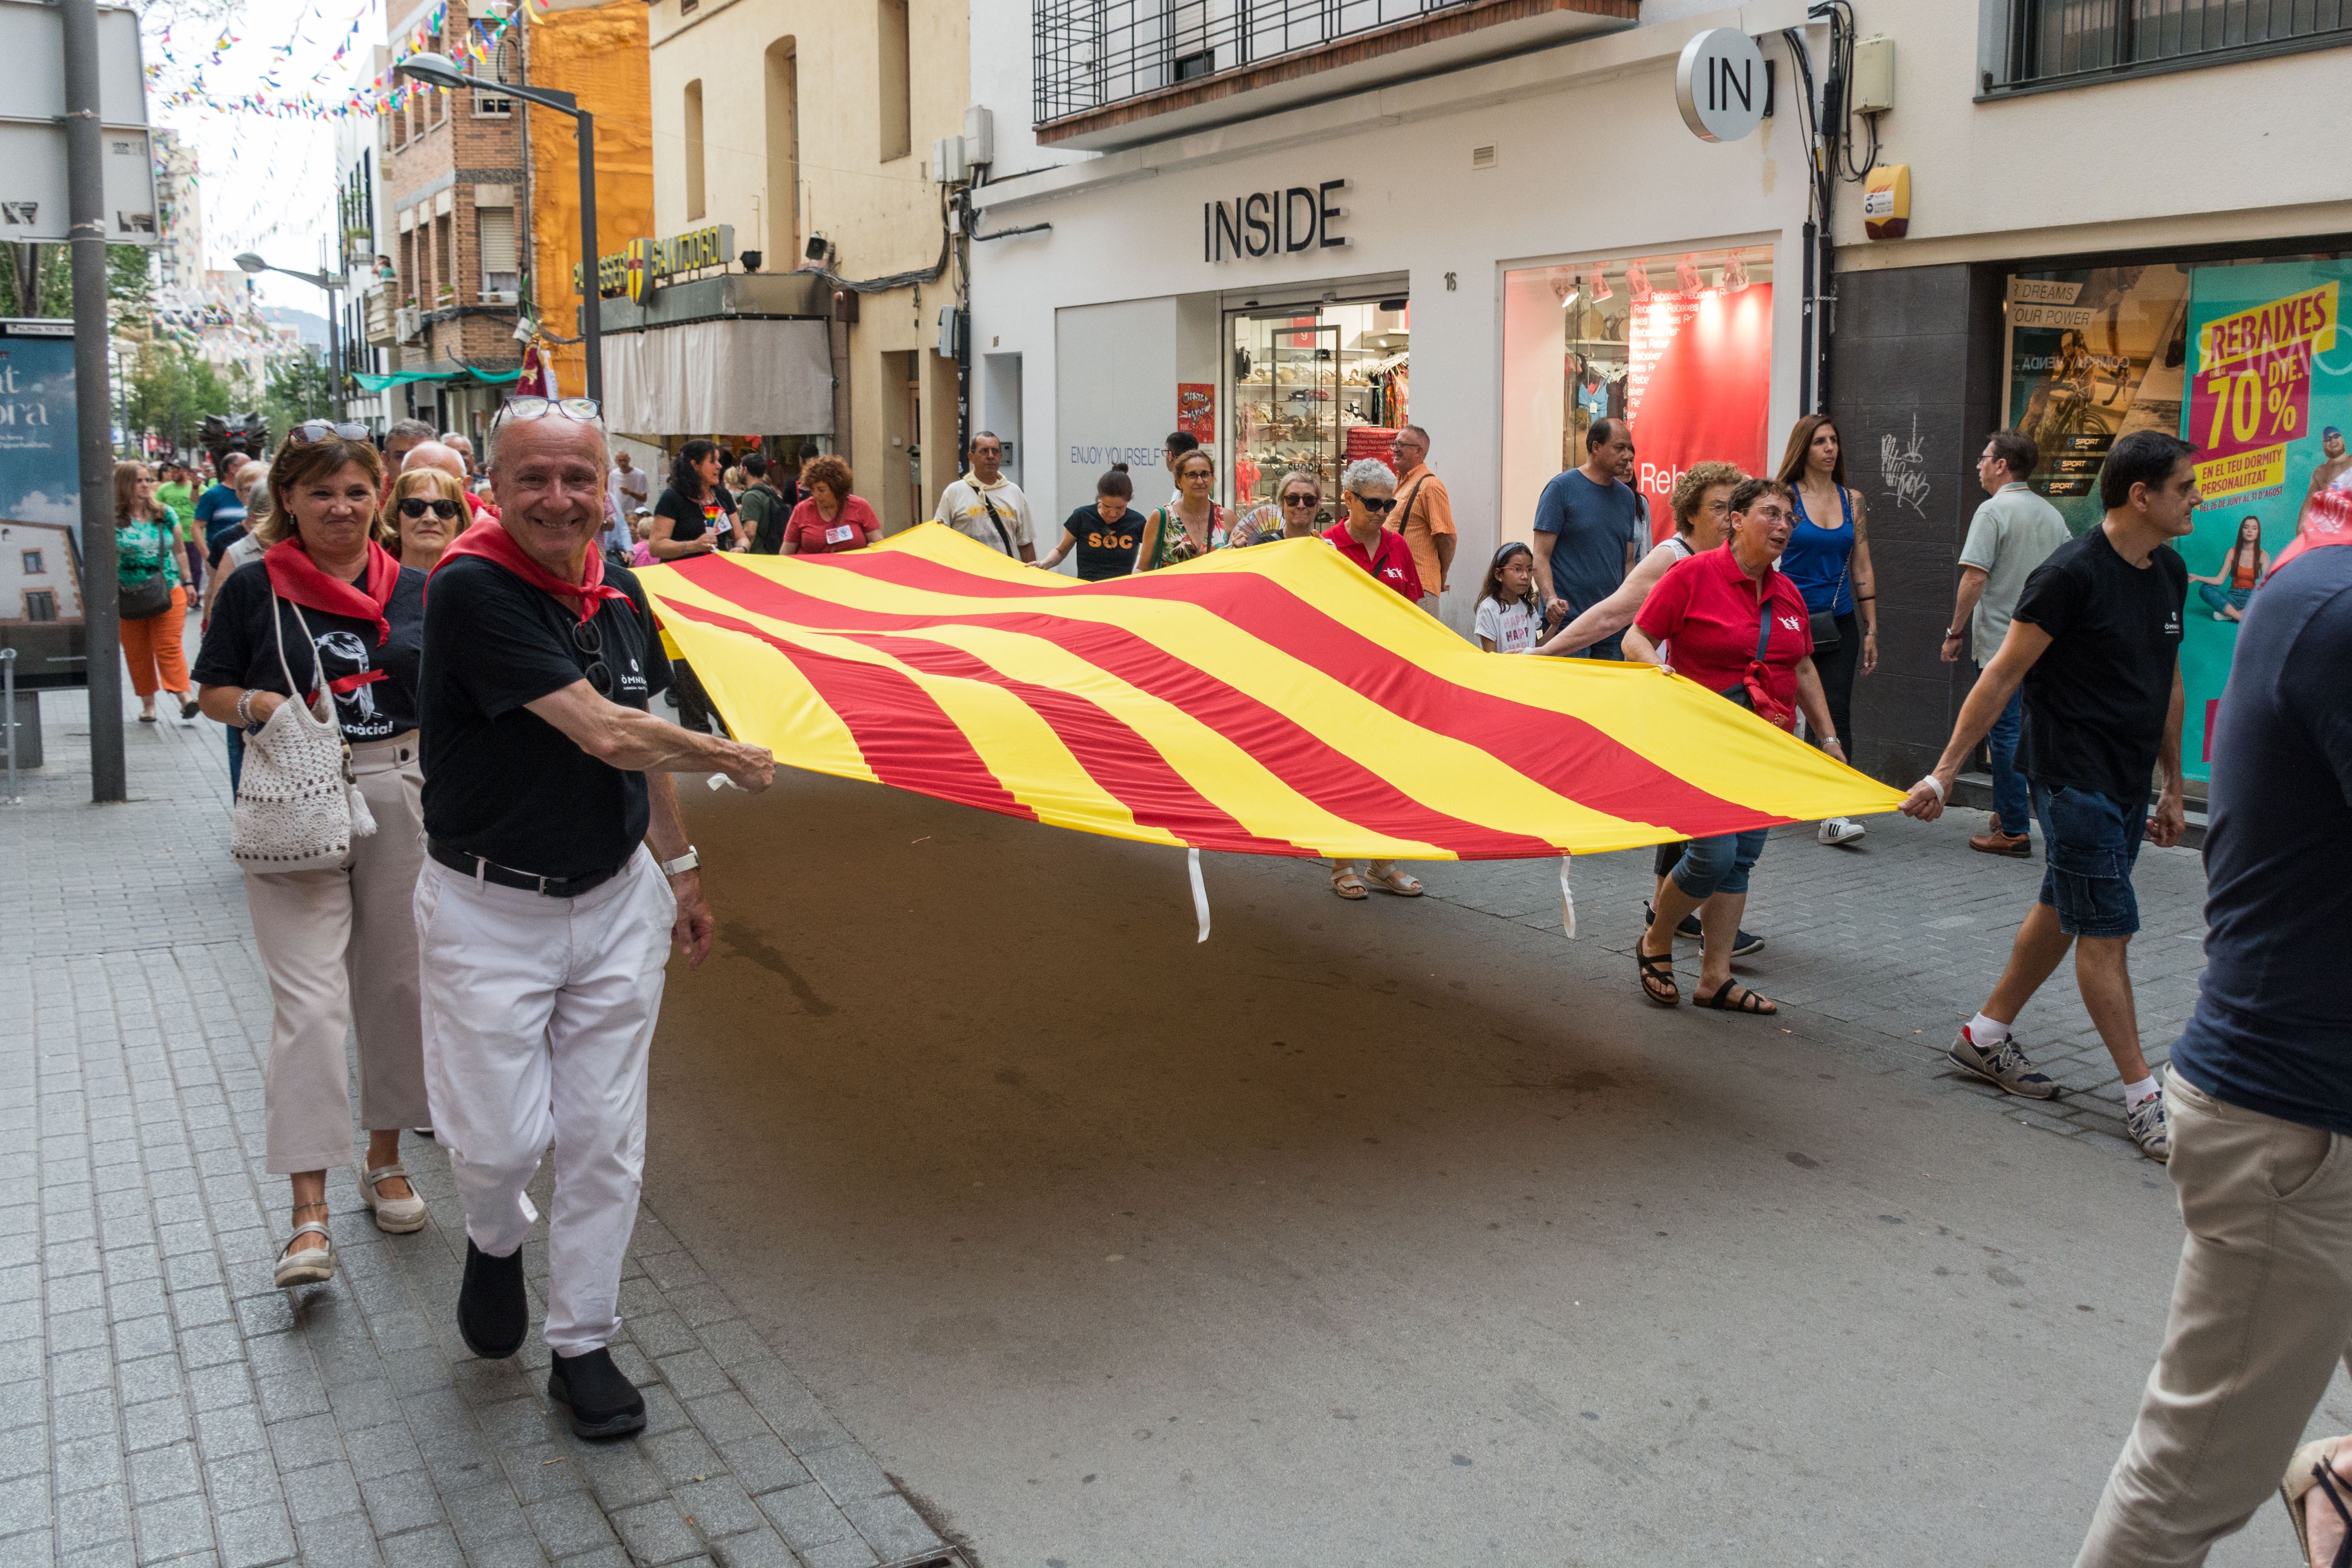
top-left (1634, 544), bottom-right (1813, 721)
top-left (1323, 521), bottom-right (1420, 600)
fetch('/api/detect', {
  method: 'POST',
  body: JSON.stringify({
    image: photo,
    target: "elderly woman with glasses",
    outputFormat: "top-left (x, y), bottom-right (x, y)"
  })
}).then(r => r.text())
top-left (193, 420), bottom-right (432, 1288)
top-left (379, 466), bottom-right (469, 572)
top-left (1135, 448), bottom-right (1230, 569)
top-left (1321, 457), bottom-right (1426, 900)
top-left (1229, 468), bottom-right (1328, 547)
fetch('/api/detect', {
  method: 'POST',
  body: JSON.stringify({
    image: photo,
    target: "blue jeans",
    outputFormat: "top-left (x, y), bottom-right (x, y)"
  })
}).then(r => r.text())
top-left (2197, 582), bottom-right (2251, 616)
top-left (1986, 682), bottom-right (2029, 838)
top-left (226, 726), bottom-right (243, 795)
top-left (2031, 781), bottom-right (2146, 939)
top-left (1668, 827), bottom-right (1770, 900)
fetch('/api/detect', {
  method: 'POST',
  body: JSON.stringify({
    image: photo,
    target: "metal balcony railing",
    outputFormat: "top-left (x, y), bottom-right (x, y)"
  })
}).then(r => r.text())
top-left (1033, 0), bottom-right (1481, 125)
top-left (1994, 0), bottom-right (2350, 90)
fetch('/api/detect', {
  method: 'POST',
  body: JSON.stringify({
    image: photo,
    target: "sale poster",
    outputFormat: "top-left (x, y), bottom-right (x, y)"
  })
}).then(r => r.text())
top-left (1176, 382), bottom-right (1215, 444)
top-left (2176, 259), bottom-right (2352, 781)
top-left (1623, 284), bottom-right (1771, 541)
top-left (0, 320), bottom-right (86, 690)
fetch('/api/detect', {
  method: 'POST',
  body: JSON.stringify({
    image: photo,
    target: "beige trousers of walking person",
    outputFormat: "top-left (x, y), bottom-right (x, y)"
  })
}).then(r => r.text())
top-left (245, 734), bottom-right (432, 1174)
top-left (2076, 1074), bottom-right (2352, 1567)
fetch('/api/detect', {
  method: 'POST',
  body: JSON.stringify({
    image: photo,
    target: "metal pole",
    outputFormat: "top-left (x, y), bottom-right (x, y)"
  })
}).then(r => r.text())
top-left (328, 283), bottom-right (345, 421)
top-left (2, 647), bottom-right (18, 804)
top-left (64, 0), bottom-right (123, 803)
top-left (576, 109), bottom-right (601, 405)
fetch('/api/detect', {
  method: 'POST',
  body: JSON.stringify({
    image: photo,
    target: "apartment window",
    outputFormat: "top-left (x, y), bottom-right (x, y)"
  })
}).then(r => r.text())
top-left (877, 0), bottom-right (911, 162)
top-left (400, 228), bottom-right (417, 303)
top-left (23, 591), bottom-right (55, 623)
top-left (764, 39), bottom-right (799, 264)
top-left (434, 214), bottom-right (454, 305)
top-left (474, 38), bottom-right (515, 116)
top-left (20, 550), bottom-right (43, 575)
top-left (684, 79), bottom-right (706, 221)
top-left (478, 205), bottom-right (519, 300)
top-left (1989, 0), bottom-right (2352, 92)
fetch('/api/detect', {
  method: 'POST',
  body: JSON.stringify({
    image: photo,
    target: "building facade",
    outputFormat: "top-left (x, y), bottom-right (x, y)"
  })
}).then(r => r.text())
top-left (336, 52), bottom-right (400, 434)
top-left (150, 130), bottom-right (204, 301)
top-left (632, 0), bottom-right (968, 529)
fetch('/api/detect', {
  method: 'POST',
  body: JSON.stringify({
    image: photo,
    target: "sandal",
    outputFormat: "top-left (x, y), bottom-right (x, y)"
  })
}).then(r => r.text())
top-left (274, 1205), bottom-right (336, 1288)
top-left (1365, 864), bottom-right (1423, 897)
top-left (357, 1161), bottom-right (427, 1234)
top-left (2282, 1436), bottom-right (2352, 1568)
top-left (1693, 982), bottom-right (1778, 1014)
top-left (1637, 946), bottom-right (1679, 1007)
top-left (1331, 866), bottom-right (1368, 900)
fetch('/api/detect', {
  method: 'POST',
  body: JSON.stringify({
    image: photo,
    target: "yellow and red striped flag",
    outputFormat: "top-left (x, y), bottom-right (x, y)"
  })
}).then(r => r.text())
top-left (637, 526), bottom-right (1901, 863)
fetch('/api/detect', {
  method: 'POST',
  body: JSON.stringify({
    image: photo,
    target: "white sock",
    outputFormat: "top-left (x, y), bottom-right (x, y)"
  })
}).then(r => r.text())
top-left (1967, 1013), bottom-right (2011, 1046)
top-left (2124, 1076), bottom-right (2159, 1108)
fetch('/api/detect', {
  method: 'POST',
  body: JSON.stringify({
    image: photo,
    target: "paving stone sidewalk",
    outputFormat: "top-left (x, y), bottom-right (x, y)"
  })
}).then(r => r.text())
top-left (1, 691), bottom-right (967, 1568)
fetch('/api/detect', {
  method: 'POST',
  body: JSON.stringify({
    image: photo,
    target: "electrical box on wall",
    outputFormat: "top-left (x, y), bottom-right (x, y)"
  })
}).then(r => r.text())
top-left (1851, 35), bottom-right (1895, 114)
top-left (963, 105), bottom-right (994, 168)
top-left (937, 306), bottom-right (963, 358)
top-left (933, 134), bottom-right (969, 186)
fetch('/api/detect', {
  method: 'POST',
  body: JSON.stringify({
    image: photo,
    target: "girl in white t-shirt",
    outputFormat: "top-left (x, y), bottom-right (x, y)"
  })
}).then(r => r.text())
top-left (1474, 543), bottom-right (1544, 653)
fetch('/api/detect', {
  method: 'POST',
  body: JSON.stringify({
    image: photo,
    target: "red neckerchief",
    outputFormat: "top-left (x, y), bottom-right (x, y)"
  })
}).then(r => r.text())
top-left (263, 538), bottom-right (401, 646)
top-left (2267, 486), bottom-right (2352, 578)
top-left (432, 518), bottom-right (629, 624)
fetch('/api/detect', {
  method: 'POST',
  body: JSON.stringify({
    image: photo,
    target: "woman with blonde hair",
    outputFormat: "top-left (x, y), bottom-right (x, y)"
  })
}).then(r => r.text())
top-left (193, 421), bottom-right (432, 1287)
top-left (114, 460), bottom-right (197, 722)
top-left (378, 465), bottom-right (469, 572)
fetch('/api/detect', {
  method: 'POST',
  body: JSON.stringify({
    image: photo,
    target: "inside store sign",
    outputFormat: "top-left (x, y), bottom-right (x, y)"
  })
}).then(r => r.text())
top-left (1204, 181), bottom-right (1349, 262)
top-left (1676, 28), bottom-right (1768, 143)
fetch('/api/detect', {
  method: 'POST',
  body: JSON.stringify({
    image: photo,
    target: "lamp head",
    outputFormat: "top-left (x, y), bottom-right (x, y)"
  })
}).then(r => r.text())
top-left (395, 51), bottom-right (469, 90)
top-left (233, 252), bottom-right (267, 273)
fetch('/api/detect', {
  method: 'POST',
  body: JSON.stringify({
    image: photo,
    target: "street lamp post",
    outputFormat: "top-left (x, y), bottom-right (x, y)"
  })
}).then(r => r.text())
top-left (394, 53), bottom-right (600, 406)
top-left (234, 252), bottom-right (346, 420)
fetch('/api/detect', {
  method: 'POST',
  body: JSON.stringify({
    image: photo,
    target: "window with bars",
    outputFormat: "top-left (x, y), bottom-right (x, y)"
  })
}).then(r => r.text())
top-left (1990, 0), bottom-right (2352, 91)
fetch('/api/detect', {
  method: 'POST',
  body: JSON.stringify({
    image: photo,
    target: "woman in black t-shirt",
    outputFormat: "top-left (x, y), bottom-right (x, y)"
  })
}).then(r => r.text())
top-left (1036, 466), bottom-right (1142, 581)
top-left (192, 423), bottom-right (433, 1291)
top-left (650, 439), bottom-right (739, 561)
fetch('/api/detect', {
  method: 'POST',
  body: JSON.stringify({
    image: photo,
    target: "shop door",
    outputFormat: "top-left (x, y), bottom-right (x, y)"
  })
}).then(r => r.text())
top-left (1230, 314), bottom-right (1340, 521)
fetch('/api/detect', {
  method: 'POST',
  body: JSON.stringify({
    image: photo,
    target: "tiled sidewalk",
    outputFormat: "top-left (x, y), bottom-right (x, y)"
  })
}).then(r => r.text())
top-left (1, 692), bottom-right (965, 1568)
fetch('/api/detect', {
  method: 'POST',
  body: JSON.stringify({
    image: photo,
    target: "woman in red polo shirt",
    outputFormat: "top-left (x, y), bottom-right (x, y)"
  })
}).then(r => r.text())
top-left (1624, 477), bottom-right (1846, 1014)
top-left (1323, 457), bottom-right (1426, 900)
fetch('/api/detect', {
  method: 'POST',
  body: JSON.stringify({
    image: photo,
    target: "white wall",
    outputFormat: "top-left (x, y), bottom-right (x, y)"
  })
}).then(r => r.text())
top-left (974, 9), bottom-right (1814, 635)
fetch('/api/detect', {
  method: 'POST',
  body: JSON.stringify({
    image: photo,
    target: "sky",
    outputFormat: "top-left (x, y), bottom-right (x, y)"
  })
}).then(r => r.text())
top-left (144, 0), bottom-right (387, 312)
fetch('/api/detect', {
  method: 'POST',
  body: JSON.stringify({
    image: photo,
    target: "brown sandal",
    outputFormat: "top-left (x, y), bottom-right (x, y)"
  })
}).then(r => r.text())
top-left (1638, 947), bottom-right (1679, 1007)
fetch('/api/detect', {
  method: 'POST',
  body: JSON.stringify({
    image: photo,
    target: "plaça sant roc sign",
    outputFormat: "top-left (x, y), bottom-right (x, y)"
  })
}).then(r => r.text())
top-left (573, 224), bottom-right (736, 302)
top-left (1203, 180), bottom-right (1349, 262)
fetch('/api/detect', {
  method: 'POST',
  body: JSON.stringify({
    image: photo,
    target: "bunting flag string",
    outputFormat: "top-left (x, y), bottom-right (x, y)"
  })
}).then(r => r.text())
top-left (147, 0), bottom-right (521, 121)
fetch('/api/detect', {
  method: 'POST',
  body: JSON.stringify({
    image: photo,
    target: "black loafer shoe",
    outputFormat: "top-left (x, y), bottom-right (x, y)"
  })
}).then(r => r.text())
top-left (456, 1241), bottom-right (528, 1360)
top-left (548, 1348), bottom-right (646, 1440)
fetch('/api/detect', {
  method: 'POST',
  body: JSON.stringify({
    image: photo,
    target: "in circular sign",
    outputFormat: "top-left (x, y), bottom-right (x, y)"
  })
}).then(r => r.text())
top-left (1676, 27), bottom-right (1768, 144)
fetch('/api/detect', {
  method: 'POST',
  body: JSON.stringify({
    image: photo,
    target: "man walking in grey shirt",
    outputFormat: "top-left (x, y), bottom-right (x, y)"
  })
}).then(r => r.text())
top-left (1941, 429), bottom-right (2072, 856)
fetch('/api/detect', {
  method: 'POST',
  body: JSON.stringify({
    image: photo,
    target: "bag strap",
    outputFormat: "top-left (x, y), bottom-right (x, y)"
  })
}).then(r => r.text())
top-left (271, 596), bottom-right (337, 730)
top-left (976, 486), bottom-right (1016, 555)
top-left (1754, 580), bottom-right (1774, 664)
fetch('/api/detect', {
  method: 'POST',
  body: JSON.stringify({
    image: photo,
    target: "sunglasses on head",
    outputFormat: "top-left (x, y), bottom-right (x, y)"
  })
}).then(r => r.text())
top-left (1351, 493), bottom-right (1397, 514)
top-left (397, 497), bottom-right (463, 519)
top-left (287, 420), bottom-right (368, 447)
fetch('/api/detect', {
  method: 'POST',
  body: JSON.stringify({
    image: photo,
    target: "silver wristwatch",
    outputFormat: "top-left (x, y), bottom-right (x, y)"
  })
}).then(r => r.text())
top-left (659, 845), bottom-right (701, 877)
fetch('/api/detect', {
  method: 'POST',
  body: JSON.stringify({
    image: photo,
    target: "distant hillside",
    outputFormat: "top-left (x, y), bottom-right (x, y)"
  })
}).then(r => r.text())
top-left (259, 305), bottom-right (329, 349)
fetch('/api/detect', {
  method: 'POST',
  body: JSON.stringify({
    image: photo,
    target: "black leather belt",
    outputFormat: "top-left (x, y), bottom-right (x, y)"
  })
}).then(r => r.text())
top-left (428, 838), bottom-right (626, 898)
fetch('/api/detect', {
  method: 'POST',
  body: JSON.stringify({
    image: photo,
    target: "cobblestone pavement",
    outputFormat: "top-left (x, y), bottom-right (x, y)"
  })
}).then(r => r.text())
top-left (1412, 807), bottom-right (2206, 1158)
top-left (1, 691), bottom-right (967, 1568)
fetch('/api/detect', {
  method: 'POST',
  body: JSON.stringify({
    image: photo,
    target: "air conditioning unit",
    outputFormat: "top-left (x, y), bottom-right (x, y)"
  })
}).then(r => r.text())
top-left (395, 306), bottom-right (422, 344)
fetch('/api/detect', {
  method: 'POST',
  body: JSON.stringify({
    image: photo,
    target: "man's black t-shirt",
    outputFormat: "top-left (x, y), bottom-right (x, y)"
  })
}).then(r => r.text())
top-left (1065, 504), bottom-right (1141, 581)
top-left (2171, 546), bottom-right (2352, 1135)
top-left (2012, 524), bottom-right (2186, 801)
top-left (192, 563), bottom-right (426, 741)
top-left (654, 484), bottom-right (736, 547)
top-left (419, 556), bottom-right (674, 877)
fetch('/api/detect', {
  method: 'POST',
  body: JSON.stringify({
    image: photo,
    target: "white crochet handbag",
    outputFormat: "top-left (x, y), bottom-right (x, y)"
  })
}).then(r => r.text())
top-left (229, 597), bottom-right (378, 872)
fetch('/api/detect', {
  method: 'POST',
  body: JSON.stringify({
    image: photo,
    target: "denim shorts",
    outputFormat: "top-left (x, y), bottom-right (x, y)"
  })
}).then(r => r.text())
top-left (2032, 781), bottom-right (2146, 939)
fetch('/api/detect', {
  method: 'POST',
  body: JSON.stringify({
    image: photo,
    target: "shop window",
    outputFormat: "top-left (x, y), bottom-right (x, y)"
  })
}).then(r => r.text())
top-left (1499, 246), bottom-right (1773, 542)
top-left (877, 0), bottom-right (911, 162)
top-left (21, 550), bottom-right (43, 575)
top-left (1225, 298), bottom-right (1409, 527)
top-left (684, 80), bottom-right (706, 221)
top-left (1988, 0), bottom-right (2352, 93)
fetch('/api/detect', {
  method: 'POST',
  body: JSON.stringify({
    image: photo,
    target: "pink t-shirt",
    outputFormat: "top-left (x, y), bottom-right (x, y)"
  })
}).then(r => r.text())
top-left (629, 541), bottom-right (655, 568)
top-left (784, 494), bottom-right (882, 554)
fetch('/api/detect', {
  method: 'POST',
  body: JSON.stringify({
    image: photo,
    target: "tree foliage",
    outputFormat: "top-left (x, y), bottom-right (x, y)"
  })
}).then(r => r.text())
top-left (123, 342), bottom-right (249, 455)
top-left (263, 350), bottom-right (334, 434)
top-left (0, 242), bottom-right (155, 324)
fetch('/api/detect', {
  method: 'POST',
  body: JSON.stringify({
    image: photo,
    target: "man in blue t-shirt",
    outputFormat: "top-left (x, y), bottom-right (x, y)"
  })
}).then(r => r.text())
top-left (196, 452), bottom-right (251, 563)
top-left (1530, 418), bottom-right (1642, 659)
top-left (2074, 532), bottom-right (2352, 1566)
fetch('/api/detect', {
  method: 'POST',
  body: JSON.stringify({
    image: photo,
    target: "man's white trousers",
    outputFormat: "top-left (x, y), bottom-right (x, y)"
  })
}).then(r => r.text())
top-left (414, 847), bottom-right (675, 1356)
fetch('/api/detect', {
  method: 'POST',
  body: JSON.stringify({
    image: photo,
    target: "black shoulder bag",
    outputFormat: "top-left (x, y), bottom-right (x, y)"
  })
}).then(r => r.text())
top-left (975, 488), bottom-right (1016, 556)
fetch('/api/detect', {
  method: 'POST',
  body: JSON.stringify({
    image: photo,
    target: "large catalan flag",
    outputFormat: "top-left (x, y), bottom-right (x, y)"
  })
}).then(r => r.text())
top-left (637, 525), bottom-right (1902, 862)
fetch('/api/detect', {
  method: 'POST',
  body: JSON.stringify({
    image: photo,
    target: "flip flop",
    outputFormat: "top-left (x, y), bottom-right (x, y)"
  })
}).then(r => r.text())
top-left (1693, 982), bottom-right (1777, 1014)
top-left (2283, 1436), bottom-right (2352, 1568)
top-left (1637, 947), bottom-right (1679, 1007)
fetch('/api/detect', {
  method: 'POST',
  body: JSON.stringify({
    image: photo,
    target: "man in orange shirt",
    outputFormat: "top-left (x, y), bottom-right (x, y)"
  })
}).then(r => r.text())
top-left (1390, 424), bottom-right (1454, 606)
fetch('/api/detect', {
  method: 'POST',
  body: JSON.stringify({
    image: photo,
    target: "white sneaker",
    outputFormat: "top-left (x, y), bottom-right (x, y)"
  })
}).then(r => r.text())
top-left (2126, 1091), bottom-right (2171, 1163)
top-left (1817, 818), bottom-right (1866, 846)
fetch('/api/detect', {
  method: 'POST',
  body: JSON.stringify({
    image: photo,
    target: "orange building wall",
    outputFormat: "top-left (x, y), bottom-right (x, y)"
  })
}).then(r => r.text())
top-left (527, 0), bottom-right (655, 400)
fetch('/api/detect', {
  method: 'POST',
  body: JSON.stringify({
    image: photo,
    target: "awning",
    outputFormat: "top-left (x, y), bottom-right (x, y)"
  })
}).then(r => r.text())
top-left (351, 366), bottom-right (526, 392)
top-left (604, 318), bottom-right (833, 436)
